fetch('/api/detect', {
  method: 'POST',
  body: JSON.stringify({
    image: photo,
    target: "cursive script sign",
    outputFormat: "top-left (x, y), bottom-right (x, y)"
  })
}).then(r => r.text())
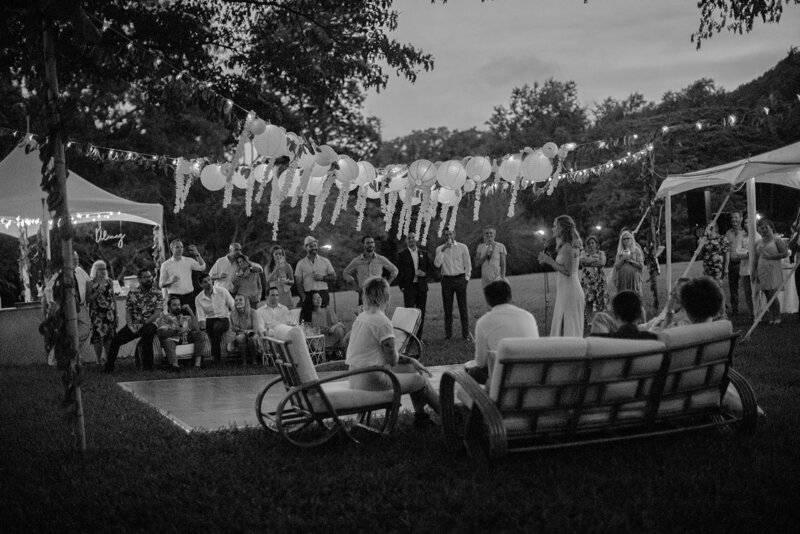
top-left (95, 226), bottom-right (125, 248)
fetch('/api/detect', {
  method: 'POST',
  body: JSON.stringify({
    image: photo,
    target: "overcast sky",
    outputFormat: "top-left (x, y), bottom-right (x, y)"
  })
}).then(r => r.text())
top-left (365, 0), bottom-right (800, 140)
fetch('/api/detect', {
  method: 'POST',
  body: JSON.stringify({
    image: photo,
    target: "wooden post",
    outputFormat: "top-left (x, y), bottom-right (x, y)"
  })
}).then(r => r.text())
top-left (42, 15), bottom-right (86, 453)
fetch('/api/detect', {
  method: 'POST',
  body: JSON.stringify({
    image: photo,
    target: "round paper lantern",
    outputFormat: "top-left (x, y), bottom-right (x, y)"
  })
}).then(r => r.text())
top-left (389, 172), bottom-right (409, 192)
top-left (399, 187), bottom-right (422, 206)
top-left (252, 163), bottom-right (269, 184)
top-left (465, 156), bottom-right (492, 182)
top-left (498, 155), bottom-right (522, 183)
top-left (463, 178), bottom-right (476, 193)
top-left (542, 142), bottom-right (559, 159)
top-left (408, 159), bottom-right (438, 187)
top-left (310, 163), bottom-right (330, 178)
top-left (436, 160), bottom-right (467, 190)
top-left (253, 125), bottom-right (288, 159)
top-left (355, 161), bottom-right (376, 186)
top-left (220, 162), bottom-right (234, 179)
top-left (521, 151), bottom-right (553, 183)
top-left (315, 145), bottom-right (337, 166)
top-left (238, 141), bottom-right (259, 165)
top-left (335, 156), bottom-right (359, 184)
top-left (200, 164), bottom-right (226, 191)
top-left (249, 118), bottom-right (267, 136)
top-left (437, 187), bottom-right (462, 205)
top-left (305, 174), bottom-right (325, 196)
top-left (231, 170), bottom-right (248, 189)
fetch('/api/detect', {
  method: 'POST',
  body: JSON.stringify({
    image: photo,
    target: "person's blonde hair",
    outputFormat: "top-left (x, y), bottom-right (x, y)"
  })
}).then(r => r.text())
top-left (362, 276), bottom-right (390, 308)
top-left (90, 260), bottom-right (106, 279)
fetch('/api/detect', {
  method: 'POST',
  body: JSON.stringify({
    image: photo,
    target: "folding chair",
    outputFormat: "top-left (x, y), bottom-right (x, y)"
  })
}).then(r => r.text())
top-left (390, 307), bottom-right (423, 361)
top-left (256, 324), bottom-right (402, 447)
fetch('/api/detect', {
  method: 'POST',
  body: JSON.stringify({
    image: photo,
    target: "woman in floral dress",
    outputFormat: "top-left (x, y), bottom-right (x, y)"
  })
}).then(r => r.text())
top-left (579, 235), bottom-right (607, 324)
top-left (85, 260), bottom-right (118, 365)
top-left (700, 222), bottom-right (730, 281)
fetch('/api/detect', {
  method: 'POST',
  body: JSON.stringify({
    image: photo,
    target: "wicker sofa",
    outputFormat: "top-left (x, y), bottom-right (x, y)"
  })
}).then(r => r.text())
top-left (440, 320), bottom-right (758, 462)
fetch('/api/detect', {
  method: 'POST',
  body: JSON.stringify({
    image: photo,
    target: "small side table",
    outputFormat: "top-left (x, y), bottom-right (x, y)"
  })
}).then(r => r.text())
top-left (305, 334), bottom-right (326, 365)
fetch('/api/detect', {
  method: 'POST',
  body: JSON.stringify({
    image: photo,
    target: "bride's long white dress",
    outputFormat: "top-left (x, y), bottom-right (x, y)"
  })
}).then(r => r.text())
top-left (550, 246), bottom-right (585, 337)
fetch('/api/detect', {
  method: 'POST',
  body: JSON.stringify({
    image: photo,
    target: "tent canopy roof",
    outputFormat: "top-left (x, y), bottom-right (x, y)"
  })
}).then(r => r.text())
top-left (656, 141), bottom-right (800, 198)
top-left (0, 142), bottom-right (163, 237)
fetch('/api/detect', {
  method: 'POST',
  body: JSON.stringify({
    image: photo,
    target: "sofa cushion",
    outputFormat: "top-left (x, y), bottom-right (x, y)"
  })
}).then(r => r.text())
top-left (308, 380), bottom-right (395, 412)
top-left (272, 324), bottom-right (318, 384)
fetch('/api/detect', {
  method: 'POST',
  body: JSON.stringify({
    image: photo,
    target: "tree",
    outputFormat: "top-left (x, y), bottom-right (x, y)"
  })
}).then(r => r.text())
top-left (692, 0), bottom-right (800, 48)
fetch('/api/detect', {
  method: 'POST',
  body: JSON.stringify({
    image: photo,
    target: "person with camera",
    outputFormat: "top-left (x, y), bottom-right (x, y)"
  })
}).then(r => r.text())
top-left (474, 225), bottom-right (507, 288)
top-left (160, 239), bottom-right (206, 312)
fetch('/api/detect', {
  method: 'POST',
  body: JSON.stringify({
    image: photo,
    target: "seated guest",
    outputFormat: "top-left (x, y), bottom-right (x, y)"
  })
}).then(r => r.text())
top-left (346, 276), bottom-right (440, 430)
top-left (679, 276), bottom-right (724, 324)
top-left (257, 286), bottom-right (290, 336)
top-left (232, 254), bottom-right (262, 309)
top-left (195, 272), bottom-right (235, 364)
top-left (156, 296), bottom-right (210, 370)
top-left (642, 277), bottom-right (691, 330)
top-left (590, 291), bottom-right (658, 340)
top-left (301, 290), bottom-right (347, 358)
top-left (468, 280), bottom-right (539, 384)
top-left (228, 294), bottom-right (265, 365)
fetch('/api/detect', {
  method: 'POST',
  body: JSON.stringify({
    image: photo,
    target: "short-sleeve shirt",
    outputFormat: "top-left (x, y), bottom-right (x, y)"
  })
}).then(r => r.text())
top-left (342, 253), bottom-right (399, 288)
top-left (473, 304), bottom-right (538, 368)
top-left (159, 256), bottom-right (204, 295)
top-left (295, 255), bottom-right (335, 292)
top-left (345, 310), bottom-right (395, 369)
top-left (126, 285), bottom-right (164, 332)
top-left (477, 242), bottom-right (507, 287)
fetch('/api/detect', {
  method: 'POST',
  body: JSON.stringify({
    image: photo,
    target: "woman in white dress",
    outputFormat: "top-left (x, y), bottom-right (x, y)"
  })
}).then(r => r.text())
top-left (538, 215), bottom-right (585, 337)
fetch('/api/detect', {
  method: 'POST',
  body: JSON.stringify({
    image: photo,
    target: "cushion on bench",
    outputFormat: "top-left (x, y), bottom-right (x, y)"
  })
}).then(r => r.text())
top-left (272, 324), bottom-right (318, 383)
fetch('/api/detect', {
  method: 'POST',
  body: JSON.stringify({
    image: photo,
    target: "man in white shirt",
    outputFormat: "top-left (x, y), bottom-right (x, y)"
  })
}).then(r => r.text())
top-left (160, 239), bottom-right (206, 311)
top-left (725, 211), bottom-right (745, 316)
top-left (468, 280), bottom-right (539, 384)
top-left (434, 229), bottom-right (472, 339)
top-left (295, 235), bottom-right (336, 308)
top-left (195, 272), bottom-right (234, 363)
top-left (209, 242), bottom-right (263, 293)
top-left (257, 286), bottom-right (289, 336)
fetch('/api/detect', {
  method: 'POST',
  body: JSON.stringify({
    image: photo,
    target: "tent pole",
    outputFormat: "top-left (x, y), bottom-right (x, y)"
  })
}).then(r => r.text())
top-left (746, 178), bottom-right (757, 282)
top-left (41, 198), bottom-right (51, 261)
top-left (665, 193), bottom-right (672, 298)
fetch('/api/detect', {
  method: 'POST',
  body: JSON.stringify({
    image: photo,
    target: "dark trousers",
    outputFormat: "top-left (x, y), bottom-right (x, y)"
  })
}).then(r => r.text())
top-left (169, 293), bottom-right (196, 313)
top-left (728, 261), bottom-right (740, 314)
top-left (205, 317), bottom-right (230, 362)
top-left (441, 274), bottom-right (469, 338)
top-left (742, 275), bottom-right (754, 316)
top-left (106, 323), bottom-right (158, 371)
top-left (402, 284), bottom-right (428, 338)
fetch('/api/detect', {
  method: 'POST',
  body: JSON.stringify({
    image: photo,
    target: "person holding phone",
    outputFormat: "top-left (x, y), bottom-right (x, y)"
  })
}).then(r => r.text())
top-left (159, 239), bottom-right (206, 311)
top-left (475, 225), bottom-right (507, 288)
top-left (612, 229), bottom-right (644, 296)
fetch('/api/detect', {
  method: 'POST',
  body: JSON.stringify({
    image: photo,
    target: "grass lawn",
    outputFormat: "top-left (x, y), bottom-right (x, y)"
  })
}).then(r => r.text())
top-left (2, 264), bottom-right (799, 532)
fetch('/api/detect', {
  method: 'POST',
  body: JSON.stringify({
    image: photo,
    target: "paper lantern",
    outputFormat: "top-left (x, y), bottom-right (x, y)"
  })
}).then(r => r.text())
top-left (408, 159), bottom-right (437, 187)
top-left (335, 156), bottom-right (359, 184)
top-left (231, 170), bottom-right (248, 189)
top-left (249, 118), bottom-right (267, 136)
top-left (429, 188), bottom-right (439, 204)
top-left (521, 151), bottom-right (552, 183)
top-left (315, 145), bottom-right (337, 166)
top-left (305, 174), bottom-right (325, 196)
top-left (238, 141), bottom-right (259, 166)
top-left (252, 163), bottom-right (269, 184)
top-left (498, 155), bottom-right (522, 183)
top-left (542, 142), bottom-right (559, 159)
top-left (310, 163), bottom-right (330, 178)
top-left (399, 187), bottom-right (423, 206)
top-left (465, 156), bottom-right (492, 182)
top-left (253, 125), bottom-right (288, 159)
top-left (364, 180), bottom-right (382, 199)
top-left (436, 160), bottom-right (467, 190)
top-left (220, 162), bottom-right (234, 178)
top-left (200, 164), bottom-right (226, 191)
top-left (463, 178), bottom-right (476, 192)
top-left (389, 171), bottom-right (409, 192)
top-left (355, 161), bottom-right (376, 186)
top-left (437, 187), bottom-right (462, 205)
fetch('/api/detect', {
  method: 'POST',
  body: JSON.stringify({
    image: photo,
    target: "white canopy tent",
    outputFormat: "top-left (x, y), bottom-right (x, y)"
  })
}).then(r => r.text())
top-left (656, 140), bottom-right (800, 298)
top-left (0, 141), bottom-right (164, 237)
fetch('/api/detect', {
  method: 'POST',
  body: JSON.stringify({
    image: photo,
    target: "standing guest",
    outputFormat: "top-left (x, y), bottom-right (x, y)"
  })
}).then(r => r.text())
top-left (257, 286), bottom-right (290, 336)
top-left (474, 226), bottom-right (507, 287)
top-left (467, 280), bottom-right (539, 384)
top-left (195, 272), bottom-right (235, 364)
top-left (159, 239), bottom-right (206, 311)
top-left (733, 218), bottom-right (760, 320)
top-left (612, 229), bottom-right (644, 296)
top-left (156, 296), bottom-right (209, 370)
top-left (538, 215), bottom-right (585, 337)
top-left (434, 229), bottom-right (472, 340)
top-left (85, 260), bottom-right (117, 365)
top-left (754, 218), bottom-right (789, 325)
top-left (265, 245), bottom-right (295, 308)
top-left (295, 235), bottom-right (336, 308)
top-left (342, 235), bottom-right (399, 305)
top-left (701, 222), bottom-right (730, 282)
top-left (208, 242), bottom-right (244, 293)
top-left (790, 211), bottom-right (800, 321)
top-left (725, 211), bottom-right (746, 315)
top-left (232, 254), bottom-right (262, 308)
top-left (396, 233), bottom-right (431, 339)
top-left (579, 235), bottom-right (608, 324)
top-left (301, 290), bottom-right (347, 357)
top-left (228, 294), bottom-right (265, 365)
top-left (105, 268), bottom-right (163, 372)
top-left (44, 251), bottom-right (92, 354)
top-left (346, 276), bottom-right (440, 430)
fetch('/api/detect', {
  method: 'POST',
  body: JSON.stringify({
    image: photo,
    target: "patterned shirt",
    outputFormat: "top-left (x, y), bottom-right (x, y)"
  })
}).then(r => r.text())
top-left (126, 285), bottom-right (164, 332)
top-left (701, 234), bottom-right (730, 280)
